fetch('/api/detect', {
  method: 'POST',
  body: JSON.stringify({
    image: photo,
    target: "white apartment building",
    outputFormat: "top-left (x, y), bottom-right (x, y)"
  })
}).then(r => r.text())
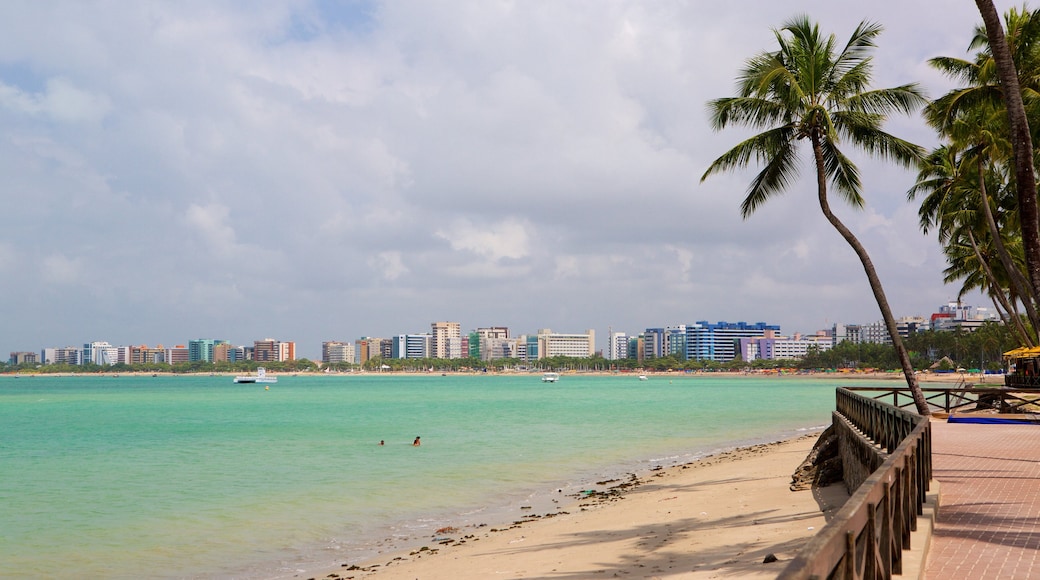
top-left (606, 332), bottom-right (628, 360)
top-left (536, 328), bottom-right (595, 359)
top-left (82, 341), bottom-right (118, 365)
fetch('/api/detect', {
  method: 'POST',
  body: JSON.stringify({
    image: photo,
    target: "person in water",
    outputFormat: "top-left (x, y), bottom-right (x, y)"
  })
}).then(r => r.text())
top-left (413, 436), bottom-right (421, 446)
top-left (379, 440), bottom-right (384, 446)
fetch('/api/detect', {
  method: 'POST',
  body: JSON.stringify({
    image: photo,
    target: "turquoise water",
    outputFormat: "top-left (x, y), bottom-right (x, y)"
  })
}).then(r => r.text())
top-left (1, 373), bottom-right (847, 579)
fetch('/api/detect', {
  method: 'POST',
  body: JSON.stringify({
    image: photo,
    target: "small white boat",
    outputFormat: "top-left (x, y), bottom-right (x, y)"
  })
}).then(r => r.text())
top-left (234, 367), bottom-right (278, 384)
top-left (638, 374), bottom-right (648, 381)
top-left (541, 372), bottom-right (560, 383)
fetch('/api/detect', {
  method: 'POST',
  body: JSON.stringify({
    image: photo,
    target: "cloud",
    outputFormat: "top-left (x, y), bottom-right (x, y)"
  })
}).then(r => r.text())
top-left (41, 253), bottom-right (83, 285)
top-left (369, 251), bottom-right (408, 281)
top-left (0, 77), bottom-right (111, 123)
top-left (0, 1), bottom-right (992, 357)
top-left (435, 218), bottom-right (530, 261)
top-left (185, 203), bottom-right (240, 256)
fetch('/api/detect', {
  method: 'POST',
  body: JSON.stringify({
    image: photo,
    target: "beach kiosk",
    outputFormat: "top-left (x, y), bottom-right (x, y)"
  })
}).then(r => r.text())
top-left (1003, 346), bottom-right (1040, 388)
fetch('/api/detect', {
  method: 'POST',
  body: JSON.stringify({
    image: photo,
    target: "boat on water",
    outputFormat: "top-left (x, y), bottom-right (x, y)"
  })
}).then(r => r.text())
top-left (638, 374), bottom-right (648, 381)
top-left (234, 367), bottom-right (277, 384)
top-left (541, 372), bottom-right (560, 383)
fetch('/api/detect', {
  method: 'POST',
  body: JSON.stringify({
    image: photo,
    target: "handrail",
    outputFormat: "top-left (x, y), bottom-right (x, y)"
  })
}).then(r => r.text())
top-left (778, 388), bottom-right (931, 579)
top-left (846, 386), bottom-right (1040, 414)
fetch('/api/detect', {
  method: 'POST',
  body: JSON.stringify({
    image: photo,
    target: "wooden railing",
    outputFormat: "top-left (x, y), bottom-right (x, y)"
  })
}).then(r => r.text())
top-left (778, 388), bottom-right (932, 580)
top-left (1004, 374), bottom-right (1040, 389)
top-left (846, 386), bottom-right (1040, 414)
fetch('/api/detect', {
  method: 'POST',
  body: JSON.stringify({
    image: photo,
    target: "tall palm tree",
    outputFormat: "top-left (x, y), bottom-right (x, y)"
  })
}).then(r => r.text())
top-left (701, 16), bottom-right (931, 415)
top-left (972, 0), bottom-right (1040, 307)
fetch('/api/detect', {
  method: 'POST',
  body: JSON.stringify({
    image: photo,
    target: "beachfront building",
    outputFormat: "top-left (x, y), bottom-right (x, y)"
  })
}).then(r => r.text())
top-left (644, 327), bottom-right (690, 359)
top-left (470, 327), bottom-right (516, 360)
top-left (165, 345), bottom-right (189, 365)
top-left (470, 327), bottom-right (511, 359)
top-left (685, 321), bottom-right (780, 363)
top-left (430, 321), bottom-right (462, 359)
top-left (930, 301), bottom-right (997, 332)
top-left (606, 332), bottom-right (628, 361)
top-left (739, 332), bottom-right (834, 361)
top-left (253, 339), bottom-right (295, 362)
top-left (355, 337), bottom-right (382, 364)
top-left (644, 328), bottom-right (666, 359)
top-left (832, 323), bottom-right (865, 346)
top-left (392, 334), bottom-right (431, 359)
top-left (322, 341), bottom-right (356, 364)
top-left (378, 338), bottom-right (394, 359)
top-left (130, 345), bottom-right (166, 365)
top-left (9, 351), bottom-right (38, 365)
top-left (212, 343), bottom-right (244, 363)
top-left (534, 329), bottom-right (595, 359)
top-left (82, 341), bottom-right (118, 366)
top-left (188, 339), bottom-right (228, 362)
top-left (42, 346), bottom-right (81, 365)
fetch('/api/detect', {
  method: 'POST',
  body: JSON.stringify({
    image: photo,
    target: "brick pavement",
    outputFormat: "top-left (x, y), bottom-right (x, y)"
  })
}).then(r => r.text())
top-left (924, 420), bottom-right (1040, 579)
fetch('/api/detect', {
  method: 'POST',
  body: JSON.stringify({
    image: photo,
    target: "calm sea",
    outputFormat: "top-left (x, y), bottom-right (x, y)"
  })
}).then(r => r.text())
top-left (1, 373), bottom-right (853, 579)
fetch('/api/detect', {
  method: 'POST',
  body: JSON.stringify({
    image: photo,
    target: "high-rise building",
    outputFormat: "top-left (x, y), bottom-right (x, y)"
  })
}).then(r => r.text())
top-left (165, 345), bottom-right (190, 365)
top-left (322, 341), bottom-right (356, 364)
top-left (606, 332), bottom-right (628, 361)
top-left (82, 341), bottom-right (118, 366)
top-left (253, 339), bottom-right (295, 362)
top-left (189, 339), bottom-right (227, 362)
top-left (130, 345), bottom-right (166, 365)
top-left (355, 337), bottom-right (382, 364)
top-left (212, 343), bottom-right (243, 363)
top-left (9, 352), bottom-right (38, 365)
top-left (535, 329), bottom-right (595, 359)
top-left (392, 334), bottom-right (431, 359)
top-left (685, 321), bottom-right (780, 362)
top-left (431, 322), bottom-right (462, 359)
top-left (739, 332), bottom-right (834, 361)
top-left (42, 346), bottom-right (81, 365)
top-left (470, 327), bottom-right (513, 360)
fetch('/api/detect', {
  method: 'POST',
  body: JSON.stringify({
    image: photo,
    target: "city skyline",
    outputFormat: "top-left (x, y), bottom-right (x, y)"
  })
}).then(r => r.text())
top-left (10, 299), bottom-right (991, 362)
top-left (0, 2), bottom-right (991, 360)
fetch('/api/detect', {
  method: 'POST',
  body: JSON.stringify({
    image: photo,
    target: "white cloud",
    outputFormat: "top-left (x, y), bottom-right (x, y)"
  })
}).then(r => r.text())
top-left (41, 253), bottom-right (83, 285)
top-left (185, 203), bottom-right (238, 251)
top-left (369, 251), bottom-right (408, 281)
top-left (435, 218), bottom-right (530, 261)
top-left (0, 77), bottom-right (110, 123)
top-left (0, 0), bottom-right (992, 356)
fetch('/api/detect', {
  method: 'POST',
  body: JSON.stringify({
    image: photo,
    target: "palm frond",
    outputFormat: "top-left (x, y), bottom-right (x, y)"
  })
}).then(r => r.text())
top-left (701, 126), bottom-right (796, 182)
top-left (815, 139), bottom-right (860, 206)
top-left (740, 136), bottom-right (801, 218)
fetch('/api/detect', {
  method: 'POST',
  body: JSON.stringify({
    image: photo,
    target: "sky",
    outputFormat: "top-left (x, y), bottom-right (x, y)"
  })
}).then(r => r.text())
top-left (0, 0), bottom-right (1002, 359)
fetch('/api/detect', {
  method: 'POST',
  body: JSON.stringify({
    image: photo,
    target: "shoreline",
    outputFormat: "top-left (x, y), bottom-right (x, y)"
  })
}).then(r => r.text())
top-left (0, 369), bottom-right (982, 383)
top-left (304, 432), bottom-right (848, 580)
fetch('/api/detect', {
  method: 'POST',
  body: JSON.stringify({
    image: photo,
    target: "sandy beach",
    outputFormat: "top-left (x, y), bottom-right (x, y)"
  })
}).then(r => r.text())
top-left (311, 433), bottom-right (848, 580)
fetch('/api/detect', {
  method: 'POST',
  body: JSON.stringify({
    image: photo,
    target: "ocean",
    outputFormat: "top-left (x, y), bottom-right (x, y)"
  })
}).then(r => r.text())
top-left (1, 373), bottom-right (849, 579)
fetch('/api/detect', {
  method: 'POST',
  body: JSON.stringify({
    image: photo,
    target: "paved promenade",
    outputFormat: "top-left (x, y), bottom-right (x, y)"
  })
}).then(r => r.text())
top-left (924, 420), bottom-right (1040, 579)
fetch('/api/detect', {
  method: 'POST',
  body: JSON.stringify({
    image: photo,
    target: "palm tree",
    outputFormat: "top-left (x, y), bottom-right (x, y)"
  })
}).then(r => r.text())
top-left (971, 1), bottom-right (1040, 306)
top-left (925, 5), bottom-right (1040, 349)
top-left (701, 16), bottom-right (931, 415)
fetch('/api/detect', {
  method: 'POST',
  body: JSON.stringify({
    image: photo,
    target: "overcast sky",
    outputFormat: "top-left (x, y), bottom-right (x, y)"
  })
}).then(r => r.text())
top-left (0, 1), bottom-right (1002, 359)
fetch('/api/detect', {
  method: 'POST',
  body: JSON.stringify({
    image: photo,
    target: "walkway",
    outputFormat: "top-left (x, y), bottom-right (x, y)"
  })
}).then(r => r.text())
top-left (924, 420), bottom-right (1040, 579)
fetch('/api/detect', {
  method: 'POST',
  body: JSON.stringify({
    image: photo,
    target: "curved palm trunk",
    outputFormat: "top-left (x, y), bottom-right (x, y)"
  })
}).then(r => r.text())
top-left (966, 229), bottom-right (1034, 345)
top-left (975, 158), bottom-right (1040, 336)
top-left (973, 161), bottom-right (1040, 338)
top-left (975, 0), bottom-right (1040, 308)
top-left (811, 134), bottom-right (930, 415)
